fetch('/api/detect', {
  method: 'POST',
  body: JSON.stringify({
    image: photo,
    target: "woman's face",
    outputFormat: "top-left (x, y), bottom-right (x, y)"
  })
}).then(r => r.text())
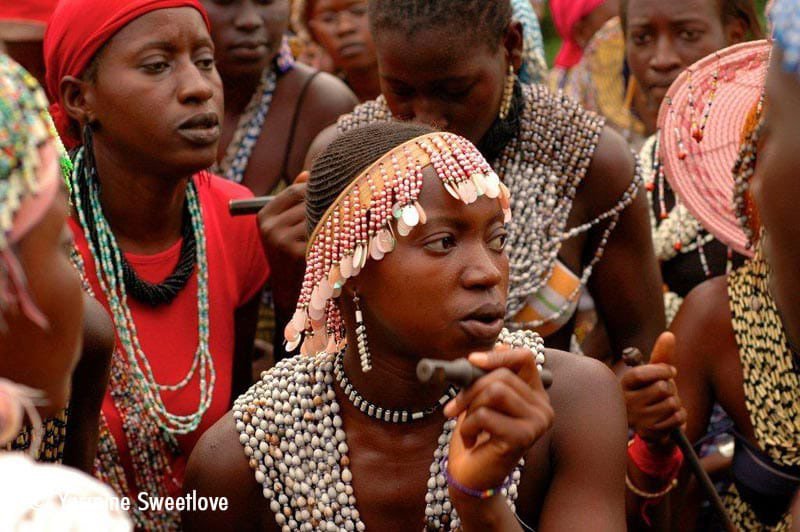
top-left (374, 26), bottom-right (520, 145)
top-left (83, 7), bottom-right (223, 176)
top-left (0, 146), bottom-right (84, 415)
top-left (307, 0), bottom-right (375, 74)
top-left (751, 49), bottom-right (800, 347)
top-left (203, 0), bottom-right (290, 79)
top-left (625, 0), bottom-right (742, 112)
top-left (351, 167), bottom-right (510, 360)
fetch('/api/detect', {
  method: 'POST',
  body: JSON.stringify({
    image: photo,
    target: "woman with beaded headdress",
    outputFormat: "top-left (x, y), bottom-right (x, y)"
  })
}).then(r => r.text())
top-left (185, 121), bottom-right (627, 531)
top-left (43, 0), bottom-right (271, 528)
top-left (268, 0), bottom-right (666, 365)
top-left (622, 0), bottom-right (763, 324)
top-left (622, 23), bottom-right (800, 529)
top-left (0, 53), bottom-right (131, 531)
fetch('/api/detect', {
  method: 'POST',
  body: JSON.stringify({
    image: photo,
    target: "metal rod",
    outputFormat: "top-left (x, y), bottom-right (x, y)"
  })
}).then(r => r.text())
top-left (623, 347), bottom-right (736, 532)
top-left (229, 196), bottom-right (273, 216)
top-left (416, 358), bottom-right (552, 389)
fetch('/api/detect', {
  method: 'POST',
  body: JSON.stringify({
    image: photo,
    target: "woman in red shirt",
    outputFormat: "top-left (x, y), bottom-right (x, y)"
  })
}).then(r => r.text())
top-left (43, 0), bottom-right (269, 528)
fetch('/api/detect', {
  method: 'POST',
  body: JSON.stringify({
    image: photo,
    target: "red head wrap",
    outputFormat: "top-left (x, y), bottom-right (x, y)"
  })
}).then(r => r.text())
top-left (549, 0), bottom-right (606, 69)
top-left (43, 0), bottom-right (211, 148)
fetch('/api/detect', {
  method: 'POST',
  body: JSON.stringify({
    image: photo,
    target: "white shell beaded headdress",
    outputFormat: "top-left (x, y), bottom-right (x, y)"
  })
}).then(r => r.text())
top-left (285, 132), bottom-right (512, 355)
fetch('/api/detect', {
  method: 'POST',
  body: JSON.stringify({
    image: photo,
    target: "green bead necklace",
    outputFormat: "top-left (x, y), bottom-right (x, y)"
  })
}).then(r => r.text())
top-left (68, 147), bottom-right (215, 435)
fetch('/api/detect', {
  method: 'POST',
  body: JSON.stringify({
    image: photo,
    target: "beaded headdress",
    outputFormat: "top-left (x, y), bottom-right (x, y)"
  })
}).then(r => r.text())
top-left (658, 40), bottom-right (770, 257)
top-left (0, 54), bottom-right (63, 331)
top-left (770, 0), bottom-right (800, 78)
top-left (285, 131), bottom-right (512, 355)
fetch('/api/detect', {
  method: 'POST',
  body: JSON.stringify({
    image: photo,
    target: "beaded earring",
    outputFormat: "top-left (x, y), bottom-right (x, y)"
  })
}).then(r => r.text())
top-left (352, 292), bottom-right (372, 373)
top-left (499, 64), bottom-right (516, 120)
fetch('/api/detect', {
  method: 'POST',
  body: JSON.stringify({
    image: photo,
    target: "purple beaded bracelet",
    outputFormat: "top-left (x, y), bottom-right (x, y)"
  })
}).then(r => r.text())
top-left (441, 457), bottom-right (513, 499)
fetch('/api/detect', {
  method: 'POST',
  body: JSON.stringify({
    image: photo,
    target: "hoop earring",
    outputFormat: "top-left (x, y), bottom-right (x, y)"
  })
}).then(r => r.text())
top-left (499, 64), bottom-right (516, 121)
top-left (353, 292), bottom-right (372, 373)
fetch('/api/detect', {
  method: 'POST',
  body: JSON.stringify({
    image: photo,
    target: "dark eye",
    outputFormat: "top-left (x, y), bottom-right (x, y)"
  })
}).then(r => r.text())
top-left (631, 32), bottom-right (651, 46)
top-left (196, 57), bottom-right (216, 70)
top-left (680, 29), bottom-right (701, 41)
top-left (488, 232), bottom-right (508, 252)
top-left (349, 4), bottom-right (368, 16)
top-left (425, 235), bottom-right (457, 253)
top-left (142, 61), bottom-right (170, 74)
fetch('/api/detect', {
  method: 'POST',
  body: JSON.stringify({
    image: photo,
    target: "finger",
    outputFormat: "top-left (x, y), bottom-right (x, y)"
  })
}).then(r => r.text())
top-left (468, 348), bottom-right (541, 387)
top-left (459, 406), bottom-right (548, 451)
top-left (293, 170), bottom-right (310, 184)
top-left (624, 379), bottom-right (678, 407)
top-left (454, 379), bottom-right (537, 421)
top-left (650, 409), bottom-right (687, 432)
top-left (650, 332), bottom-right (676, 366)
top-left (621, 364), bottom-right (677, 390)
top-left (259, 202), bottom-right (307, 235)
top-left (259, 183), bottom-right (307, 214)
top-left (444, 368), bottom-right (538, 418)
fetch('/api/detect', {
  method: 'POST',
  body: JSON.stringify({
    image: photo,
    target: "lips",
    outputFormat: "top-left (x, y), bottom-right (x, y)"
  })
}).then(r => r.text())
top-left (229, 40), bottom-right (269, 60)
top-left (177, 112), bottom-right (220, 146)
top-left (338, 42), bottom-right (365, 58)
top-left (459, 303), bottom-right (505, 342)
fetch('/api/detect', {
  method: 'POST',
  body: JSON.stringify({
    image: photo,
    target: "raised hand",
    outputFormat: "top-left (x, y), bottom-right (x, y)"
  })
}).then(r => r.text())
top-left (443, 348), bottom-right (553, 492)
top-left (621, 332), bottom-right (686, 448)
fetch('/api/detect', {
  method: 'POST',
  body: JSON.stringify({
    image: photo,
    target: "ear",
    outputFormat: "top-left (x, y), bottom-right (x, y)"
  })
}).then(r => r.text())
top-left (58, 75), bottom-right (95, 129)
top-left (724, 17), bottom-right (747, 45)
top-left (503, 21), bottom-right (524, 73)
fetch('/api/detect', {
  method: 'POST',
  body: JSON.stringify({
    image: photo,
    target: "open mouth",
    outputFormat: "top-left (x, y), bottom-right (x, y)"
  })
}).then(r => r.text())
top-left (459, 304), bottom-right (505, 341)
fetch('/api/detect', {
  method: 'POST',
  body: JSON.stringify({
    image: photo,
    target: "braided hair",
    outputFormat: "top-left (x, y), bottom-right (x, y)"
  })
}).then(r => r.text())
top-left (368, 0), bottom-right (512, 50)
top-left (306, 122), bottom-right (435, 233)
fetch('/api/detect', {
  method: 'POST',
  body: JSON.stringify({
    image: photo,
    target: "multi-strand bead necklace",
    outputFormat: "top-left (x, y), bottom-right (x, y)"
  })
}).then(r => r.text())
top-left (236, 329), bottom-right (544, 531)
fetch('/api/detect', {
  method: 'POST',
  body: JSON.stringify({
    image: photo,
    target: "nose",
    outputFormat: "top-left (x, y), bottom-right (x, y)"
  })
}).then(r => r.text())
top-left (460, 244), bottom-right (504, 291)
top-left (335, 12), bottom-right (357, 36)
top-left (650, 35), bottom-right (682, 74)
top-left (234, 0), bottom-right (263, 32)
top-left (177, 61), bottom-right (216, 105)
top-left (410, 98), bottom-right (448, 130)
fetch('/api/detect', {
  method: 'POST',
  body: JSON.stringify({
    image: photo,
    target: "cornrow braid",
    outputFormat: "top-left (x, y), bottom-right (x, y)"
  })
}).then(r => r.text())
top-left (368, 0), bottom-right (512, 50)
top-left (306, 122), bottom-right (435, 233)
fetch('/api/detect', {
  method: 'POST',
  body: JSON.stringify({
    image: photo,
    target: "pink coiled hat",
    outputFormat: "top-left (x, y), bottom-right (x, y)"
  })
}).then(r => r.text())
top-left (658, 40), bottom-right (771, 257)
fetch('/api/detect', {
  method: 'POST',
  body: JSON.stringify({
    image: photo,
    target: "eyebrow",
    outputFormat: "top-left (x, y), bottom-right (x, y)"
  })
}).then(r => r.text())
top-left (134, 37), bottom-right (214, 54)
top-left (423, 212), bottom-right (505, 230)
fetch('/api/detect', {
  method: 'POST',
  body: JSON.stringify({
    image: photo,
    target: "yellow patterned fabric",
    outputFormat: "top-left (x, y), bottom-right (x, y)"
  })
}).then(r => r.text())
top-left (725, 247), bottom-right (799, 530)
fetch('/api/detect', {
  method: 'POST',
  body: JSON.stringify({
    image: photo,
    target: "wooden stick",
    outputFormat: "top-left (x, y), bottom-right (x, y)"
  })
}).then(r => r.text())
top-left (229, 196), bottom-right (273, 216)
top-left (623, 347), bottom-right (736, 532)
top-left (416, 358), bottom-right (553, 389)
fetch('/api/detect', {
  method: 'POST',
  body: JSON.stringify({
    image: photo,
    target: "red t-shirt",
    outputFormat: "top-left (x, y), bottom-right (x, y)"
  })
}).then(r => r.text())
top-left (70, 174), bottom-right (269, 498)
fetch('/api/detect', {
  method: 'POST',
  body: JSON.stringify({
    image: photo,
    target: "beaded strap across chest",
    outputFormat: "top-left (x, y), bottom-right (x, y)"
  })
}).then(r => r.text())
top-left (338, 85), bottom-right (640, 330)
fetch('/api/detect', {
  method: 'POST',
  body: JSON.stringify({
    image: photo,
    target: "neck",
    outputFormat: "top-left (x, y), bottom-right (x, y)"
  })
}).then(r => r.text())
top-left (340, 324), bottom-right (451, 414)
top-left (91, 139), bottom-right (190, 255)
top-left (222, 67), bottom-right (268, 114)
top-left (344, 66), bottom-right (381, 102)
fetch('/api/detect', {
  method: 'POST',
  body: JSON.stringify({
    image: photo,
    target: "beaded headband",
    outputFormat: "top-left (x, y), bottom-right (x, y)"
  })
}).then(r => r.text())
top-left (286, 132), bottom-right (512, 355)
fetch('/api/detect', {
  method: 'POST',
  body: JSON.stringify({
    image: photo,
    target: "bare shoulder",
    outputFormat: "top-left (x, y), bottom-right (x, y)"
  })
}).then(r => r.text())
top-left (292, 63), bottom-right (358, 119)
top-left (545, 349), bottom-right (625, 427)
top-left (183, 411), bottom-right (273, 532)
top-left (582, 125), bottom-right (637, 212)
top-left (304, 124), bottom-right (342, 168)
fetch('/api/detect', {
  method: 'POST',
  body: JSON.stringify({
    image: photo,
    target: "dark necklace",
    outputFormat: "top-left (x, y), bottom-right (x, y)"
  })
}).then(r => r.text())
top-left (76, 127), bottom-right (197, 307)
top-left (477, 80), bottom-right (523, 163)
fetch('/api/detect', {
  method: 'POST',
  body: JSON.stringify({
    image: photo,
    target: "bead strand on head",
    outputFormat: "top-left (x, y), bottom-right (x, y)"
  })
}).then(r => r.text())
top-left (284, 131), bottom-right (511, 357)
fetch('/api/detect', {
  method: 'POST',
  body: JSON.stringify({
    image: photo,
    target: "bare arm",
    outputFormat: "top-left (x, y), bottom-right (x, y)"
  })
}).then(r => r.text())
top-left (62, 293), bottom-right (114, 473)
top-left (585, 127), bottom-right (665, 361)
top-left (539, 353), bottom-right (628, 531)
top-left (183, 412), bottom-right (273, 532)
